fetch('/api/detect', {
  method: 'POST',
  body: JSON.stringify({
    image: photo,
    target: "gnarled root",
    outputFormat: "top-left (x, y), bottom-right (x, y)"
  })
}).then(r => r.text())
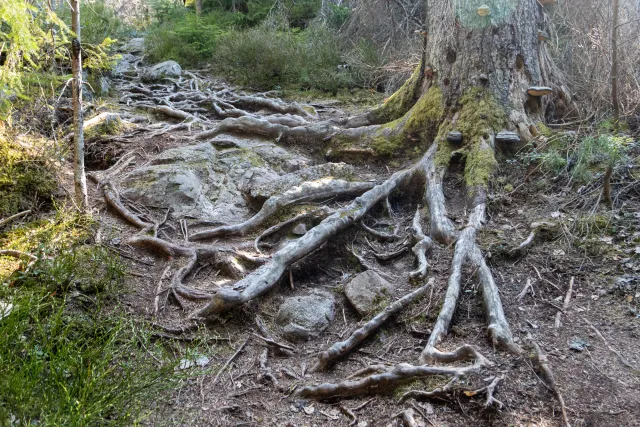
top-left (529, 338), bottom-right (571, 427)
top-left (420, 145), bottom-right (520, 363)
top-left (409, 208), bottom-right (433, 281)
top-left (190, 179), bottom-right (374, 240)
top-left (254, 206), bottom-right (334, 252)
top-left (297, 345), bottom-right (490, 400)
top-left (188, 146), bottom-right (438, 318)
top-left (310, 278), bottom-right (434, 373)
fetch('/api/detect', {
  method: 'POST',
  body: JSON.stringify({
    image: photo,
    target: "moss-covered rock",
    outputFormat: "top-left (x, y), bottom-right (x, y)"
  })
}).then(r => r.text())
top-left (84, 113), bottom-right (125, 140)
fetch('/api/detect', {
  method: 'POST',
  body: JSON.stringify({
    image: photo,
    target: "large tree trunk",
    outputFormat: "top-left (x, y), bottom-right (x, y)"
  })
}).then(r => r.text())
top-left (71, 0), bottom-right (88, 211)
top-left (388, 0), bottom-right (556, 146)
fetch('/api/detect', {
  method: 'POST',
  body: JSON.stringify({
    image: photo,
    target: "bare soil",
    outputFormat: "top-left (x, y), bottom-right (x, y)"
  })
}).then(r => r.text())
top-left (84, 68), bottom-right (640, 427)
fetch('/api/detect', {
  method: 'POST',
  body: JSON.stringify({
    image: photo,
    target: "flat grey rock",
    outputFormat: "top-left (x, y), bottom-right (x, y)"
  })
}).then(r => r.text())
top-left (113, 53), bottom-right (137, 76)
top-left (276, 291), bottom-right (335, 341)
top-left (345, 270), bottom-right (393, 315)
top-left (141, 60), bottom-right (182, 82)
top-left (122, 38), bottom-right (145, 54)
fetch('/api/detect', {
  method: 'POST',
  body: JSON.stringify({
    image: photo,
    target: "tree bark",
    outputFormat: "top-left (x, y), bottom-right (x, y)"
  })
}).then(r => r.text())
top-left (611, 0), bottom-right (620, 124)
top-left (71, 0), bottom-right (88, 211)
top-left (195, 0), bottom-right (203, 15)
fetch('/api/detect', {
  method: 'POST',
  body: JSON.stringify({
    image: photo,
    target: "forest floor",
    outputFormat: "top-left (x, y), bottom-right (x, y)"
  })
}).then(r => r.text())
top-left (65, 49), bottom-right (640, 427)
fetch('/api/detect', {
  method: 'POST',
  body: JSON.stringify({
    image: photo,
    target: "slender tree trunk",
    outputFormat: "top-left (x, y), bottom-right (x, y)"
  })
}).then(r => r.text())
top-left (195, 0), bottom-right (203, 15)
top-left (611, 0), bottom-right (620, 124)
top-left (603, 0), bottom-right (620, 208)
top-left (71, 0), bottom-right (88, 211)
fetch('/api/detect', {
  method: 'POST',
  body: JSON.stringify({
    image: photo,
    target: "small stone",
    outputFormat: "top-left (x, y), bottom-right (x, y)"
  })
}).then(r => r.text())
top-left (569, 337), bottom-right (590, 352)
top-left (195, 355), bottom-right (210, 367)
top-left (276, 290), bottom-right (335, 341)
top-left (345, 270), bottom-right (394, 315)
top-left (292, 223), bottom-right (307, 235)
top-left (303, 405), bottom-right (315, 415)
top-left (446, 131), bottom-right (463, 143)
top-left (176, 359), bottom-right (194, 370)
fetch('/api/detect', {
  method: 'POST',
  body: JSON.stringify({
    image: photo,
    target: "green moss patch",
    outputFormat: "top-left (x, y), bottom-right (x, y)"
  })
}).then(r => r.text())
top-left (371, 64), bottom-right (423, 123)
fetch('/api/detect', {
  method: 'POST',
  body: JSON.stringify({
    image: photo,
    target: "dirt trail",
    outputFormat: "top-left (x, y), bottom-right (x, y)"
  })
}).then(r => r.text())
top-left (86, 50), bottom-right (640, 426)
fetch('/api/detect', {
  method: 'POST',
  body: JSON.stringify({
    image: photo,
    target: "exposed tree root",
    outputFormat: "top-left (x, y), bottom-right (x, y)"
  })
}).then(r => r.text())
top-left (227, 94), bottom-right (317, 119)
top-left (529, 338), bottom-right (571, 427)
top-left (0, 250), bottom-right (38, 264)
top-left (258, 348), bottom-right (279, 387)
top-left (0, 210), bottom-right (31, 228)
top-left (297, 345), bottom-right (490, 399)
top-left (188, 146), bottom-right (438, 318)
top-left (512, 221), bottom-right (559, 254)
top-left (470, 374), bottom-right (505, 409)
top-left (310, 279), bottom-right (434, 373)
top-left (254, 206), bottom-right (334, 252)
top-left (189, 179), bottom-right (374, 240)
top-left (555, 276), bottom-right (574, 328)
top-left (409, 208), bottom-right (433, 281)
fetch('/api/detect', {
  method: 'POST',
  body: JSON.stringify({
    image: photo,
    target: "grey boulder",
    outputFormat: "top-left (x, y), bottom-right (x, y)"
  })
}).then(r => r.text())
top-left (122, 38), bottom-right (145, 54)
top-left (141, 60), bottom-right (182, 82)
top-left (345, 270), bottom-right (393, 315)
top-left (276, 291), bottom-right (335, 341)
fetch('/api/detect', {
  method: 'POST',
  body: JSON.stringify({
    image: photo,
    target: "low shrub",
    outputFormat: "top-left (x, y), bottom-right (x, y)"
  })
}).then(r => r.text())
top-left (214, 25), bottom-right (302, 89)
top-left (145, 11), bottom-right (227, 67)
top-left (0, 129), bottom-right (58, 217)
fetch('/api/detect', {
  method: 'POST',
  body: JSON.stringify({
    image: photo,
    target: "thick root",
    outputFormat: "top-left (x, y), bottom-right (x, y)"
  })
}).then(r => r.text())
top-left (409, 208), bottom-right (434, 281)
top-left (190, 179), bottom-right (374, 240)
top-left (297, 345), bottom-right (490, 400)
top-left (188, 146), bottom-right (438, 318)
top-left (310, 279), bottom-right (434, 373)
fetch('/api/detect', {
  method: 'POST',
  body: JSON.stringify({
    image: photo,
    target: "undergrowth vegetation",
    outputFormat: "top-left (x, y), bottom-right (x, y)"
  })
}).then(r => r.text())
top-left (0, 129), bottom-right (59, 217)
top-left (144, 1), bottom-right (383, 91)
top-left (522, 123), bottom-right (637, 184)
top-left (0, 213), bottom-right (174, 426)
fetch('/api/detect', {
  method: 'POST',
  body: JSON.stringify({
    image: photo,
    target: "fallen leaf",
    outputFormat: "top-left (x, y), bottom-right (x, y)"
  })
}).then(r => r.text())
top-left (303, 405), bottom-right (315, 415)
